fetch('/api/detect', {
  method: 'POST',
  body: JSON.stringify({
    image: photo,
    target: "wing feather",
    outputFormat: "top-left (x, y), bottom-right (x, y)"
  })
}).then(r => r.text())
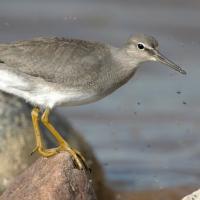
top-left (0, 37), bottom-right (111, 87)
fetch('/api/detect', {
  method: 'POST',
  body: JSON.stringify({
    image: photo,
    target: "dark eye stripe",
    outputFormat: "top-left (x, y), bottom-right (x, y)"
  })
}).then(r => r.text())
top-left (145, 48), bottom-right (155, 55)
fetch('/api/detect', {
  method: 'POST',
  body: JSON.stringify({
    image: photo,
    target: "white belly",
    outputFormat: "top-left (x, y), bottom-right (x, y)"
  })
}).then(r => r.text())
top-left (26, 85), bottom-right (99, 108)
top-left (0, 68), bottom-right (99, 108)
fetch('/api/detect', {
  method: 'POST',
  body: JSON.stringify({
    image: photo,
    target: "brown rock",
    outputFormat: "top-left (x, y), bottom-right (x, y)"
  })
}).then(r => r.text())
top-left (0, 152), bottom-right (96, 200)
top-left (0, 92), bottom-right (114, 199)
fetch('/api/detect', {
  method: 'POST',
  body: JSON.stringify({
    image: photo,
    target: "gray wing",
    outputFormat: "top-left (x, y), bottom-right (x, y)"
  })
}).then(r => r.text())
top-left (0, 37), bottom-right (112, 88)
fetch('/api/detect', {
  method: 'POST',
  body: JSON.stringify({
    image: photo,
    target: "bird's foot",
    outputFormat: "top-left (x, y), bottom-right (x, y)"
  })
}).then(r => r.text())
top-left (31, 107), bottom-right (88, 170)
top-left (31, 144), bottom-right (88, 170)
top-left (31, 146), bottom-right (61, 157)
top-left (59, 143), bottom-right (88, 170)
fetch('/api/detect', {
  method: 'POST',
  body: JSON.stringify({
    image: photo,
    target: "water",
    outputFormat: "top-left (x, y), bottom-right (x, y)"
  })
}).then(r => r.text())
top-left (0, 0), bottom-right (200, 191)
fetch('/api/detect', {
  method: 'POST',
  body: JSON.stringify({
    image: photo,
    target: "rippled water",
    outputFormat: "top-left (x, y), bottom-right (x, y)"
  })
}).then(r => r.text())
top-left (0, 0), bottom-right (200, 191)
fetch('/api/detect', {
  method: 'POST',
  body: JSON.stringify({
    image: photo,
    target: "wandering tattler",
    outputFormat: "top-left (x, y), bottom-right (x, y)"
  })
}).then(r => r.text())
top-left (0, 34), bottom-right (186, 169)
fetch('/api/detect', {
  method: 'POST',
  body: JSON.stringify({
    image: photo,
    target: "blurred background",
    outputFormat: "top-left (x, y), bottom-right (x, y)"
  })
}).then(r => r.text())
top-left (0, 0), bottom-right (200, 192)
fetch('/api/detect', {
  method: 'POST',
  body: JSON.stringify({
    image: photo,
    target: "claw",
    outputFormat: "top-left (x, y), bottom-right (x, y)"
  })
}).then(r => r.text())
top-left (30, 146), bottom-right (39, 156)
top-left (59, 144), bottom-right (86, 170)
top-left (73, 149), bottom-right (89, 170)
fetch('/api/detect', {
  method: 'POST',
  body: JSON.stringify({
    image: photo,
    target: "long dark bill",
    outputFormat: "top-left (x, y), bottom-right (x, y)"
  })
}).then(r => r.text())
top-left (155, 51), bottom-right (186, 75)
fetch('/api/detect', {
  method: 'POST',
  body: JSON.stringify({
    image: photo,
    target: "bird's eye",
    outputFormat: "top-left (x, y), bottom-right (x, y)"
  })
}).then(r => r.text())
top-left (137, 43), bottom-right (145, 50)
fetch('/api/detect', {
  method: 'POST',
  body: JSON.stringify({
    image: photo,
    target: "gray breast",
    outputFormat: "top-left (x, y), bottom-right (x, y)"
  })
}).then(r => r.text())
top-left (0, 37), bottom-right (137, 100)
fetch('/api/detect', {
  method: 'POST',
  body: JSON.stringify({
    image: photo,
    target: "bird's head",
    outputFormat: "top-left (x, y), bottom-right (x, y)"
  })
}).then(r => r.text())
top-left (125, 34), bottom-right (186, 75)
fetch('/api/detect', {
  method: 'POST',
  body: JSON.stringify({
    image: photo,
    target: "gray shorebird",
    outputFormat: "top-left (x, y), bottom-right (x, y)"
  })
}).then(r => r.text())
top-left (0, 34), bottom-right (186, 169)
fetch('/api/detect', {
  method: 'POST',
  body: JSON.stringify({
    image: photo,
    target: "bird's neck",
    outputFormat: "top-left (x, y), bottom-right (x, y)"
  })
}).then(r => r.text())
top-left (110, 46), bottom-right (141, 72)
top-left (98, 46), bottom-right (139, 94)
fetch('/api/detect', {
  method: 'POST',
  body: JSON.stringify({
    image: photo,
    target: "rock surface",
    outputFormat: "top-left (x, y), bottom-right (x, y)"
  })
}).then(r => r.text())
top-left (0, 92), bottom-right (114, 199)
top-left (116, 186), bottom-right (198, 200)
top-left (0, 92), bottom-right (37, 193)
top-left (0, 152), bottom-right (96, 200)
top-left (182, 189), bottom-right (200, 200)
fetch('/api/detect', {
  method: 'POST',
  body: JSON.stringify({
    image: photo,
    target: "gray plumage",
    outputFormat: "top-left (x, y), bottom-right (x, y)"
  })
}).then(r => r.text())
top-left (0, 38), bottom-right (135, 88)
top-left (0, 34), bottom-right (186, 108)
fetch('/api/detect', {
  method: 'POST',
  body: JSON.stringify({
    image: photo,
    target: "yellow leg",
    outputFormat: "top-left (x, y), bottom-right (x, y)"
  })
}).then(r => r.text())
top-left (31, 108), bottom-right (61, 157)
top-left (41, 108), bottom-right (87, 170)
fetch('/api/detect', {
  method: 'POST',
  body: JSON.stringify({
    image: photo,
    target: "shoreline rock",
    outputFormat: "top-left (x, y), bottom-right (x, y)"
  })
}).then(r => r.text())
top-left (0, 152), bottom-right (96, 200)
top-left (0, 92), bottom-right (114, 199)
